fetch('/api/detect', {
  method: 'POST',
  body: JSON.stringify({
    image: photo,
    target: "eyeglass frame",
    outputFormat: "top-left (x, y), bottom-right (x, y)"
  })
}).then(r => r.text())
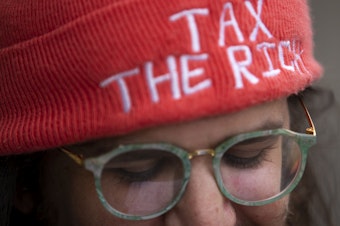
top-left (60, 96), bottom-right (316, 221)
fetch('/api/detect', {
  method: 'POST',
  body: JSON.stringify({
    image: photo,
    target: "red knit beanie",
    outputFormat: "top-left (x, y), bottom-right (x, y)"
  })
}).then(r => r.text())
top-left (0, 0), bottom-right (322, 155)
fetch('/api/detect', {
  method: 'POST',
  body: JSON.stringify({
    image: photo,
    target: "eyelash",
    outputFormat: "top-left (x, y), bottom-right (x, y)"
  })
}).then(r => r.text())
top-left (112, 160), bottom-right (163, 183)
top-left (222, 147), bottom-right (273, 169)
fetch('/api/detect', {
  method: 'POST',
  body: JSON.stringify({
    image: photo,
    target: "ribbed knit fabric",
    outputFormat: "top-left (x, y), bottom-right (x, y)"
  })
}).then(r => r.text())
top-left (0, 0), bottom-right (322, 155)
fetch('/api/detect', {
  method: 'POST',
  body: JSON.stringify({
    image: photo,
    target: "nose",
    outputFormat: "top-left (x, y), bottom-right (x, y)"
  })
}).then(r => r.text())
top-left (164, 156), bottom-right (236, 226)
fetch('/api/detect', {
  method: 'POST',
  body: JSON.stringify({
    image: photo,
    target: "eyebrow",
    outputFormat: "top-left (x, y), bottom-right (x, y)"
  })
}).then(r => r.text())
top-left (256, 120), bottom-right (285, 131)
top-left (68, 119), bottom-right (286, 157)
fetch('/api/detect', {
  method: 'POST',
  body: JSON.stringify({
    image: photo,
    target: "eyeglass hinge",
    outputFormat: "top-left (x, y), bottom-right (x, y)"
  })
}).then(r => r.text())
top-left (306, 127), bottom-right (315, 135)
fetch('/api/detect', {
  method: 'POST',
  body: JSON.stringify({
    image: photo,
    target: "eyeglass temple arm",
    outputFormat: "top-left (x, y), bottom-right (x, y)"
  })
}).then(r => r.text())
top-left (297, 96), bottom-right (316, 136)
top-left (60, 148), bottom-right (84, 166)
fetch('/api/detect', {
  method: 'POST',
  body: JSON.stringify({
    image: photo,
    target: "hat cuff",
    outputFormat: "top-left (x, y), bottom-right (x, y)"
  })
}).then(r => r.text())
top-left (0, 0), bottom-right (322, 155)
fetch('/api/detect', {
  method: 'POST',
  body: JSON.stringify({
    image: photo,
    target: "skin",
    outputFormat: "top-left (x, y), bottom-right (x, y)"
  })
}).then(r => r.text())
top-left (19, 98), bottom-right (291, 226)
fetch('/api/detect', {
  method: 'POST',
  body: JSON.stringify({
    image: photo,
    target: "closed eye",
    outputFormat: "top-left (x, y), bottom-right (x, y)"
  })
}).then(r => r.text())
top-left (222, 136), bottom-right (280, 169)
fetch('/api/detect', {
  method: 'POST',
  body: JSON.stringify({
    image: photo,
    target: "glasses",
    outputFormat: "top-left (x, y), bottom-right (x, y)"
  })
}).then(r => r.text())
top-left (61, 97), bottom-right (316, 221)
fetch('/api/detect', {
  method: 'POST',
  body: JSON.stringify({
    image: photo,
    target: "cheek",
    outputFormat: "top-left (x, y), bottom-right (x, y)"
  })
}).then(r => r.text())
top-left (235, 197), bottom-right (289, 226)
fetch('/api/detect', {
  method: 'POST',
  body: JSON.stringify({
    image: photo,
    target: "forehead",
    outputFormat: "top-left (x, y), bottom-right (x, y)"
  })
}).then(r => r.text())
top-left (76, 98), bottom-right (288, 155)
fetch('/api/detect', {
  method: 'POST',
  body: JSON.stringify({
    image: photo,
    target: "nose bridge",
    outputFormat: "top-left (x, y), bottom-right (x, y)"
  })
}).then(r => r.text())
top-left (188, 148), bottom-right (215, 159)
top-left (165, 151), bottom-right (236, 226)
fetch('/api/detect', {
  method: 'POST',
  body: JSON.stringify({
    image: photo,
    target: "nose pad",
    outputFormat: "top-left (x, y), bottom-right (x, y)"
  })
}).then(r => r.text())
top-left (164, 156), bottom-right (236, 226)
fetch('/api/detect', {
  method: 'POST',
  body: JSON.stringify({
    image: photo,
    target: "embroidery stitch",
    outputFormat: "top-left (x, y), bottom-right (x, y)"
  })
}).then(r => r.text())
top-left (219, 2), bottom-right (244, 46)
top-left (145, 56), bottom-right (181, 103)
top-left (279, 41), bottom-right (295, 72)
top-left (99, 1), bottom-right (310, 113)
top-left (100, 68), bottom-right (140, 113)
top-left (292, 40), bottom-right (310, 74)
top-left (257, 42), bottom-right (281, 77)
top-left (180, 54), bottom-right (211, 95)
top-left (245, 0), bottom-right (273, 42)
top-left (227, 45), bottom-right (260, 89)
top-left (170, 8), bottom-right (210, 52)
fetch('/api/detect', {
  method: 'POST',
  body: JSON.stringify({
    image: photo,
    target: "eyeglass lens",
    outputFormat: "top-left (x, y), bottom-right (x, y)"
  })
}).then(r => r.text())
top-left (219, 135), bottom-right (300, 202)
top-left (100, 150), bottom-right (185, 216)
top-left (99, 134), bottom-right (301, 216)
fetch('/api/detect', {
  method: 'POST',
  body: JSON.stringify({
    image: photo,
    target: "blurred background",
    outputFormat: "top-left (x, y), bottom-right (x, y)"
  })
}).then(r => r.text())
top-left (310, 0), bottom-right (340, 100)
top-left (308, 1), bottom-right (340, 225)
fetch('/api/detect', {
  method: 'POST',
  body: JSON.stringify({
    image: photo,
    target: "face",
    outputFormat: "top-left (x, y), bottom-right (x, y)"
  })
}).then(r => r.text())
top-left (38, 99), bottom-right (290, 226)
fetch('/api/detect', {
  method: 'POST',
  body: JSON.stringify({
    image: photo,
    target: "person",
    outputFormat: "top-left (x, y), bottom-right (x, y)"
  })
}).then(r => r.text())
top-left (1, 0), bottom-right (337, 225)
